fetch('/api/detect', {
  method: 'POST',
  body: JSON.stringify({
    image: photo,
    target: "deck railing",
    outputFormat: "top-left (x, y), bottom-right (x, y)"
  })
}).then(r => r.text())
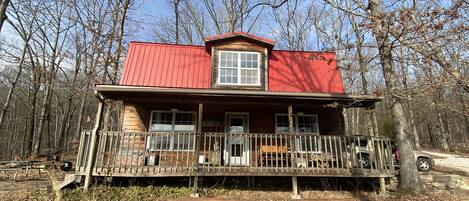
top-left (76, 131), bottom-right (395, 177)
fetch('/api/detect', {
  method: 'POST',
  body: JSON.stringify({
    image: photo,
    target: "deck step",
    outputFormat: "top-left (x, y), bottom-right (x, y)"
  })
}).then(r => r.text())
top-left (58, 173), bottom-right (76, 189)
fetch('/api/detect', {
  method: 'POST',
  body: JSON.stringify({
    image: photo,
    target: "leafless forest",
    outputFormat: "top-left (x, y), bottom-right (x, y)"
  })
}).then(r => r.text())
top-left (0, 0), bottom-right (467, 190)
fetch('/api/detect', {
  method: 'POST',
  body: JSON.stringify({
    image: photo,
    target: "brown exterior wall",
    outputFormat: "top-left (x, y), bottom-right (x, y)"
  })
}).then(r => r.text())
top-left (211, 39), bottom-right (267, 91)
top-left (119, 101), bottom-right (344, 135)
top-left (117, 100), bottom-right (344, 167)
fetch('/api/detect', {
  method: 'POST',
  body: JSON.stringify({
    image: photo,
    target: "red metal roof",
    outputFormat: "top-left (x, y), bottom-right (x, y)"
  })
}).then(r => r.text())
top-left (268, 50), bottom-right (344, 93)
top-left (204, 32), bottom-right (275, 47)
top-left (119, 40), bottom-right (344, 94)
top-left (119, 42), bottom-right (211, 88)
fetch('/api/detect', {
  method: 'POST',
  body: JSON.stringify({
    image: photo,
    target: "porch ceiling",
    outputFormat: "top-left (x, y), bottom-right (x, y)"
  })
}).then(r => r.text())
top-left (95, 84), bottom-right (382, 108)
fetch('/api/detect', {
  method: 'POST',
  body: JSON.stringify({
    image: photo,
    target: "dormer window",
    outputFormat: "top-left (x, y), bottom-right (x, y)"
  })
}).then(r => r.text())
top-left (218, 51), bottom-right (260, 85)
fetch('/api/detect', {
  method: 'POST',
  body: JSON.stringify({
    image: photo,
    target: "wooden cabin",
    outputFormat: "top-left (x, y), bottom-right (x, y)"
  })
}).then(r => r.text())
top-left (74, 32), bottom-right (394, 197)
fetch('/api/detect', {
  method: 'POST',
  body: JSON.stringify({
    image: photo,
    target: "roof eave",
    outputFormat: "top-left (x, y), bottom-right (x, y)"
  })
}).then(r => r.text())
top-left (95, 85), bottom-right (382, 103)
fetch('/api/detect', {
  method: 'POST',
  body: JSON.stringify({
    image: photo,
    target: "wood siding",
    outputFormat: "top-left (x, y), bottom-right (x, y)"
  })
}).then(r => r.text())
top-left (119, 103), bottom-right (148, 167)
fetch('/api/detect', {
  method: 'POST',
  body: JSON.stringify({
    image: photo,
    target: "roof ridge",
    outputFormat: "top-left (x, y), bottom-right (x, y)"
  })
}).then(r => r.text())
top-left (129, 41), bottom-right (205, 48)
top-left (272, 49), bottom-right (336, 54)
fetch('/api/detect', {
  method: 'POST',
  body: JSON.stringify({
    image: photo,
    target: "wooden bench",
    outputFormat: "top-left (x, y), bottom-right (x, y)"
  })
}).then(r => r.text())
top-left (258, 145), bottom-right (289, 166)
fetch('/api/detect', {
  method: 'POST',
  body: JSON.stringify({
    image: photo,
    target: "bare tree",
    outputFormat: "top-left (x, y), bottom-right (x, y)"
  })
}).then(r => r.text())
top-left (367, 0), bottom-right (421, 190)
top-left (0, 0), bottom-right (10, 32)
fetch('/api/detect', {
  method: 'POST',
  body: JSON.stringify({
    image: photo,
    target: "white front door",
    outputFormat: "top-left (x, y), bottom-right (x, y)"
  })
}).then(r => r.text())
top-left (224, 113), bottom-right (249, 166)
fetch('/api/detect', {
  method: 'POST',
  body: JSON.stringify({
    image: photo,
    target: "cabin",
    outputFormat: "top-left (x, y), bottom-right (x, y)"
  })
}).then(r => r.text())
top-left (74, 32), bottom-right (394, 198)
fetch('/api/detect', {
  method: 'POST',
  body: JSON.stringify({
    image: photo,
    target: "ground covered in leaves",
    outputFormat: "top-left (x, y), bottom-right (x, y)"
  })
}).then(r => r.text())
top-left (0, 176), bottom-right (462, 201)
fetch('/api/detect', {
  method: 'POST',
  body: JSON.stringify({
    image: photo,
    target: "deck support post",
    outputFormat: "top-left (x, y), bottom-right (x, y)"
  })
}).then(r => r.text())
top-left (190, 176), bottom-right (199, 197)
top-left (84, 98), bottom-right (104, 190)
top-left (291, 176), bottom-right (301, 199)
top-left (191, 103), bottom-right (203, 197)
top-left (379, 177), bottom-right (386, 195)
top-left (288, 105), bottom-right (301, 199)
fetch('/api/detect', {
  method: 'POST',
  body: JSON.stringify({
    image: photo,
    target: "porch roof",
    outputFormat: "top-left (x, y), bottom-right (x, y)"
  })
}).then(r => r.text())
top-left (95, 85), bottom-right (381, 108)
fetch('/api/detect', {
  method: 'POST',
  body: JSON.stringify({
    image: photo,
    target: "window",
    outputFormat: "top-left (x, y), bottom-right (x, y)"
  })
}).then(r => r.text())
top-left (275, 113), bottom-right (320, 152)
top-left (147, 110), bottom-right (196, 151)
top-left (275, 114), bottom-right (319, 134)
top-left (218, 51), bottom-right (260, 85)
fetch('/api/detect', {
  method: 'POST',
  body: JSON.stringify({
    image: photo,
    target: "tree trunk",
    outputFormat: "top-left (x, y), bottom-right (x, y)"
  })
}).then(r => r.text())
top-left (57, 73), bottom-right (79, 150)
top-left (0, 0), bottom-right (10, 33)
top-left (0, 42), bottom-right (28, 130)
top-left (408, 105), bottom-right (420, 149)
top-left (433, 97), bottom-right (449, 151)
top-left (460, 95), bottom-right (469, 143)
top-left (368, 0), bottom-right (421, 190)
top-left (174, 0), bottom-right (180, 44)
top-left (103, 0), bottom-right (130, 131)
top-left (350, 14), bottom-right (375, 136)
top-left (33, 79), bottom-right (53, 155)
top-left (75, 87), bottom-right (88, 141)
top-left (398, 48), bottom-right (420, 149)
top-left (25, 65), bottom-right (39, 157)
top-left (8, 103), bottom-right (19, 159)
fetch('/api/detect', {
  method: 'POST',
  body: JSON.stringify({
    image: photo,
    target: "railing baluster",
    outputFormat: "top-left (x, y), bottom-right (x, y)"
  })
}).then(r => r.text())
top-left (254, 133), bottom-right (257, 172)
top-left (105, 132), bottom-right (114, 174)
top-left (370, 137), bottom-right (376, 174)
top-left (338, 136), bottom-right (343, 171)
top-left (175, 132), bottom-right (180, 173)
top-left (76, 131), bottom-right (85, 172)
top-left (333, 136), bottom-right (338, 173)
top-left (157, 133), bottom-right (162, 173)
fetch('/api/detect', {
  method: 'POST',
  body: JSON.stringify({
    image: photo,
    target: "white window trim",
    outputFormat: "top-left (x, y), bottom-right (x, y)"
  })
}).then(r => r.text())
top-left (217, 50), bottom-right (261, 86)
top-left (147, 110), bottom-right (197, 151)
top-left (274, 113), bottom-right (320, 135)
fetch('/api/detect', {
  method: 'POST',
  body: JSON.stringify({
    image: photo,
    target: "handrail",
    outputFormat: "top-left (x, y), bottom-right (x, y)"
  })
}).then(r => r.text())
top-left (76, 131), bottom-right (394, 177)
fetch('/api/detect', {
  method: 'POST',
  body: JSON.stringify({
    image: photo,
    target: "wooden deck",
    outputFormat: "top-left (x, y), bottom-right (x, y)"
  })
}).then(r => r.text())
top-left (76, 131), bottom-right (395, 178)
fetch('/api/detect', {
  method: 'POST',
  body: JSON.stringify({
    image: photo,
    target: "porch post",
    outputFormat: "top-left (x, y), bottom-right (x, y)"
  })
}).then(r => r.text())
top-left (379, 177), bottom-right (386, 195)
top-left (342, 108), bottom-right (349, 136)
top-left (84, 98), bottom-right (104, 190)
top-left (288, 105), bottom-right (301, 199)
top-left (288, 105), bottom-right (297, 167)
top-left (191, 103), bottom-right (203, 197)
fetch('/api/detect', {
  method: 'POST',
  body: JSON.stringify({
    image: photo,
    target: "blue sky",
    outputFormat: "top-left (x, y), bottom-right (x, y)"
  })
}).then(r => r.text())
top-left (129, 0), bottom-right (173, 41)
top-left (128, 0), bottom-right (318, 50)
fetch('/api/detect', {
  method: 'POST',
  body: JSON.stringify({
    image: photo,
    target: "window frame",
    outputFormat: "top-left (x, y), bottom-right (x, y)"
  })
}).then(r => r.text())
top-left (274, 113), bottom-right (319, 135)
top-left (147, 110), bottom-right (197, 151)
top-left (275, 113), bottom-right (321, 153)
top-left (217, 50), bottom-right (261, 86)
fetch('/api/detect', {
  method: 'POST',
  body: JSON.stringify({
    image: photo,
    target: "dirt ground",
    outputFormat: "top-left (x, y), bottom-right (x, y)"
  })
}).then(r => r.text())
top-left (0, 179), bottom-right (51, 200)
top-left (0, 177), bottom-right (461, 201)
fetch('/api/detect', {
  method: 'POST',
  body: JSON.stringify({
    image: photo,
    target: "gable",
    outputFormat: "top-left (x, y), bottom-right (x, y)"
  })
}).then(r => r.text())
top-left (204, 32), bottom-right (275, 50)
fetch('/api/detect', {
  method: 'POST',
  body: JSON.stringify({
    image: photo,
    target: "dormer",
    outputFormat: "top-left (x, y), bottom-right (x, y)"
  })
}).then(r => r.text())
top-left (204, 32), bottom-right (275, 91)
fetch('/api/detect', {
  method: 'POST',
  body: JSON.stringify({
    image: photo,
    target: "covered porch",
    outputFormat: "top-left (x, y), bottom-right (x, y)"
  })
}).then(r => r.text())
top-left (78, 85), bottom-right (393, 194)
